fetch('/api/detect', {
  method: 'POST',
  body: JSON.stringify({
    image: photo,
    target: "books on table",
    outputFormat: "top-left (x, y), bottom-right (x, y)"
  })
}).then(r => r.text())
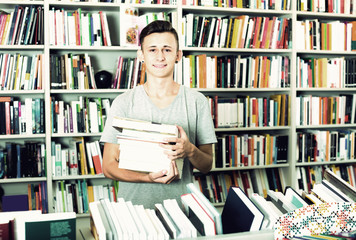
top-left (112, 116), bottom-right (183, 178)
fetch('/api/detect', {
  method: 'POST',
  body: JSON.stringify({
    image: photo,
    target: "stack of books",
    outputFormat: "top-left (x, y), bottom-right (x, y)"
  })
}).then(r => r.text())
top-left (89, 183), bottom-right (223, 239)
top-left (112, 117), bottom-right (184, 178)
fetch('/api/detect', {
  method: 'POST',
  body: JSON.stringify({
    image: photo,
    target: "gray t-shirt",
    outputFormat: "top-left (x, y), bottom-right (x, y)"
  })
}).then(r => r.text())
top-left (100, 85), bottom-right (217, 209)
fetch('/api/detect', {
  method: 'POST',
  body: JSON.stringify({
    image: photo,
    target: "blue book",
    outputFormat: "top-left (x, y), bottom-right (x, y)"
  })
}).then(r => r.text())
top-left (2, 194), bottom-right (29, 212)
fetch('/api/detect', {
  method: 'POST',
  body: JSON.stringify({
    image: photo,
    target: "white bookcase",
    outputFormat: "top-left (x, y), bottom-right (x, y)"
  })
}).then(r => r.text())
top-left (0, 0), bottom-right (355, 221)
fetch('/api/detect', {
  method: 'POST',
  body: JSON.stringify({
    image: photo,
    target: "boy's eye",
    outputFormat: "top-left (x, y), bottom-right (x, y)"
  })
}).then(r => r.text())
top-left (164, 49), bottom-right (171, 52)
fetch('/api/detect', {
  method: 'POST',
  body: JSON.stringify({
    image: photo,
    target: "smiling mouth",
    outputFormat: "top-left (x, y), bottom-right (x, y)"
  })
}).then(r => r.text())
top-left (153, 64), bottom-right (167, 68)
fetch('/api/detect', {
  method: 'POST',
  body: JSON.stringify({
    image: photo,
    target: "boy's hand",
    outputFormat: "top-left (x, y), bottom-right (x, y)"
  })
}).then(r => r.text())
top-left (148, 160), bottom-right (179, 184)
top-left (160, 125), bottom-right (193, 160)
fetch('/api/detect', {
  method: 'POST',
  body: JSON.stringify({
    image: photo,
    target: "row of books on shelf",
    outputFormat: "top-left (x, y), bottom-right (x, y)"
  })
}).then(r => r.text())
top-left (183, 14), bottom-right (291, 49)
top-left (295, 19), bottom-right (356, 51)
top-left (122, 0), bottom-right (176, 4)
top-left (50, 53), bottom-right (96, 90)
top-left (296, 130), bottom-right (356, 163)
top-left (49, 8), bottom-right (112, 47)
top-left (0, 141), bottom-right (45, 179)
top-left (208, 94), bottom-right (290, 128)
top-left (193, 168), bottom-right (285, 203)
top-left (183, 0), bottom-right (291, 10)
top-left (298, 0), bottom-right (356, 14)
top-left (0, 97), bottom-right (45, 135)
top-left (214, 134), bottom-right (288, 168)
top-left (181, 54), bottom-right (290, 89)
top-left (296, 164), bottom-right (356, 194)
top-left (112, 56), bottom-right (145, 89)
top-left (297, 57), bottom-right (356, 88)
top-left (54, 180), bottom-right (118, 214)
top-left (0, 53), bottom-right (44, 91)
top-left (0, 211), bottom-right (75, 240)
top-left (0, 5), bottom-right (44, 46)
top-left (1, 182), bottom-right (47, 214)
top-left (51, 96), bottom-right (110, 134)
top-left (296, 94), bottom-right (356, 126)
top-left (51, 139), bottom-right (104, 177)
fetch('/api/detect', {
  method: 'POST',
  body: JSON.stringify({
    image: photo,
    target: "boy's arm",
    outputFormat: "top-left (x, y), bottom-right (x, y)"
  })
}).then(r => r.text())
top-left (102, 142), bottom-right (179, 184)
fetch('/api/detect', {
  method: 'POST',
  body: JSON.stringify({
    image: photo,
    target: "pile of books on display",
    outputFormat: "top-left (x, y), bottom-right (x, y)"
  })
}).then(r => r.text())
top-left (89, 183), bottom-right (222, 239)
top-left (88, 168), bottom-right (356, 239)
top-left (112, 117), bottom-right (184, 178)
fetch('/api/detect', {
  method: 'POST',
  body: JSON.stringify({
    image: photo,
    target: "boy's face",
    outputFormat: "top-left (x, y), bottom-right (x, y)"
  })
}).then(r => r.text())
top-left (138, 32), bottom-right (181, 79)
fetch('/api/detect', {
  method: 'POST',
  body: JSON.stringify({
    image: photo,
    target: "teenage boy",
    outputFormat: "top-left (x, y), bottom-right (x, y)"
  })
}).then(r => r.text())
top-left (100, 20), bottom-right (217, 208)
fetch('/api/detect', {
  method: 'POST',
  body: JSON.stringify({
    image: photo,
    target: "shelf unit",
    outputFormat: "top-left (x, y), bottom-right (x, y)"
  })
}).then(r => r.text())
top-left (0, 0), bottom-right (355, 218)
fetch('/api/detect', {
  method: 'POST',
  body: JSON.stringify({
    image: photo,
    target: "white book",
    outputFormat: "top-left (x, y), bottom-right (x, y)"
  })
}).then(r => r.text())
top-left (89, 202), bottom-right (106, 240)
top-left (135, 205), bottom-right (157, 240)
top-left (126, 201), bottom-right (148, 240)
top-left (89, 101), bottom-right (99, 133)
top-left (163, 199), bottom-right (197, 238)
top-left (67, 15), bottom-right (76, 46)
top-left (181, 193), bottom-right (216, 236)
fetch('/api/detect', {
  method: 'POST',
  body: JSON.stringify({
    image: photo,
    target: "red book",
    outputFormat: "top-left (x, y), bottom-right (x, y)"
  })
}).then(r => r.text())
top-left (214, 95), bottom-right (218, 128)
top-left (260, 17), bottom-right (270, 48)
top-left (90, 142), bottom-right (103, 174)
top-left (328, 0), bottom-right (333, 13)
top-left (0, 221), bottom-right (10, 240)
top-left (99, 11), bottom-right (107, 46)
top-left (251, 17), bottom-right (262, 48)
top-left (278, 18), bottom-right (288, 49)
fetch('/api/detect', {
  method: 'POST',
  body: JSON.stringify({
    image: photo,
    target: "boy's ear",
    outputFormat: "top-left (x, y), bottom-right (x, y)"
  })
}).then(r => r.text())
top-left (176, 50), bottom-right (183, 62)
top-left (137, 49), bottom-right (144, 62)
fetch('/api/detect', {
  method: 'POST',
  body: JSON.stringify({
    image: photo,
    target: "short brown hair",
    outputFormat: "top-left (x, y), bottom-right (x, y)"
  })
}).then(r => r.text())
top-left (139, 20), bottom-right (179, 50)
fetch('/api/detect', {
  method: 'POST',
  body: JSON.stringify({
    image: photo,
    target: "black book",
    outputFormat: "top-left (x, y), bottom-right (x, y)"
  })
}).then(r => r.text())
top-left (222, 186), bottom-right (264, 234)
top-left (193, 16), bottom-right (203, 47)
top-left (201, 17), bottom-right (212, 47)
top-left (19, 6), bottom-right (30, 45)
top-left (119, 58), bottom-right (128, 89)
top-left (23, 6), bottom-right (35, 45)
top-left (0, 102), bottom-right (6, 134)
top-left (28, 7), bottom-right (38, 45)
top-left (14, 6), bottom-right (26, 45)
top-left (6, 143), bottom-right (17, 178)
top-left (276, 135), bottom-right (288, 163)
top-left (7, 6), bottom-right (20, 45)
top-left (215, 137), bottom-right (223, 168)
top-left (13, 100), bottom-right (19, 134)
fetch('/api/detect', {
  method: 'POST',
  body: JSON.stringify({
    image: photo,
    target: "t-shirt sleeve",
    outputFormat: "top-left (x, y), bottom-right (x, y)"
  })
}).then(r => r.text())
top-left (196, 96), bottom-right (217, 146)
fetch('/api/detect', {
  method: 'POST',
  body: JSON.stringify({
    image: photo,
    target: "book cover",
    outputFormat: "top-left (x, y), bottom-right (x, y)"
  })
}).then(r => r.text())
top-left (221, 186), bottom-right (264, 234)
top-left (120, 6), bottom-right (139, 47)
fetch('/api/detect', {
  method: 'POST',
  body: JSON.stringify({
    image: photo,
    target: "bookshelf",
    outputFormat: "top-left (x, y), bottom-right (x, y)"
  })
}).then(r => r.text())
top-left (0, 0), bottom-right (355, 223)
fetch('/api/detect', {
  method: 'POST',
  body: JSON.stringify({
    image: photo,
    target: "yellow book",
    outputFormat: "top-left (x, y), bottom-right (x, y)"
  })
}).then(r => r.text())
top-left (230, 18), bottom-right (240, 48)
top-left (74, 137), bottom-right (88, 175)
top-left (265, 134), bottom-right (270, 165)
top-left (258, 169), bottom-right (268, 198)
top-left (28, 184), bottom-right (32, 210)
top-left (280, 94), bottom-right (286, 126)
top-left (1, 13), bottom-right (12, 45)
top-left (87, 186), bottom-right (94, 203)
top-left (270, 94), bottom-right (282, 126)
top-left (264, 18), bottom-right (274, 49)
top-left (225, 18), bottom-right (233, 48)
